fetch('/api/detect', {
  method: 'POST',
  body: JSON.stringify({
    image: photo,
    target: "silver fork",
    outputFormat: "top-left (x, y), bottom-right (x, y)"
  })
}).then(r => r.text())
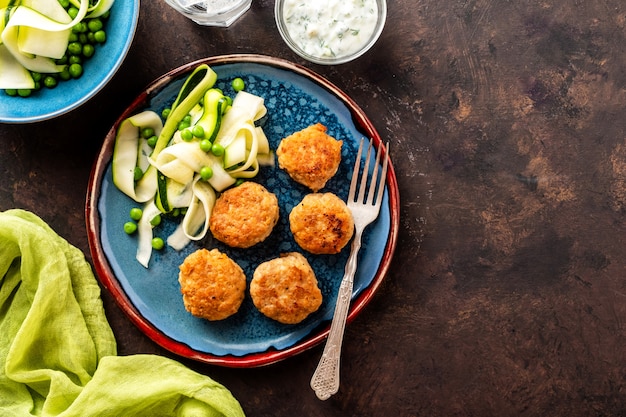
top-left (310, 137), bottom-right (390, 400)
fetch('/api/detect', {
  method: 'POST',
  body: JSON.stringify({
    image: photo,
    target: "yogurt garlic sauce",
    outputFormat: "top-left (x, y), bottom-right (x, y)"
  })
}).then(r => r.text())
top-left (282, 0), bottom-right (379, 59)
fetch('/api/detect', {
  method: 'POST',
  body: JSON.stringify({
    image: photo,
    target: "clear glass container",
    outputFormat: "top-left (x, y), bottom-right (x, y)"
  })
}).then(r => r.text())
top-left (275, 0), bottom-right (387, 65)
top-left (164, 0), bottom-right (252, 27)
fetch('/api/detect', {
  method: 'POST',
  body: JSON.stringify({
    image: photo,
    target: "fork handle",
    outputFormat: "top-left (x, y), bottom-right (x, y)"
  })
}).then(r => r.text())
top-left (310, 230), bottom-right (363, 400)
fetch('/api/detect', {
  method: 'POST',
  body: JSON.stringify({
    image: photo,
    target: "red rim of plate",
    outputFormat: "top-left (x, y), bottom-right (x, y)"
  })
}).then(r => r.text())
top-left (85, 54), bottom-right (400, 368)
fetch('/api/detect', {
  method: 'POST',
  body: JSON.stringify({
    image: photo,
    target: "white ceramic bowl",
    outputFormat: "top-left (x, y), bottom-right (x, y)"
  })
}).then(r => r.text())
top-left (274, 0), bottom-right (387, 65)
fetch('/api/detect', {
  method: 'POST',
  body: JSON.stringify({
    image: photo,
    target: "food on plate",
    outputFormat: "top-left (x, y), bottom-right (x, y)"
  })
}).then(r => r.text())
top-left (1, 0), bottom-right (115, 96)
top-left (209, 181), bottom-right (279, 248)
top-left (289, 192), bottom-right (354, 254)
top-left (178, 248), bottom-right (246, 321)
top-left (250, 252), bottom-right (322, 324)
top-left (111, 64), bottom-right (272, 267)
top-left (276, 123), bottom-right (342, 191)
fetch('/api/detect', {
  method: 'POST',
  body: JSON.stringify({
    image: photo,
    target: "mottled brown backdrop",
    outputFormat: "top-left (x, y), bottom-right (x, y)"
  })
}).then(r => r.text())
top-left (1, 0), bottom-right (625, 415)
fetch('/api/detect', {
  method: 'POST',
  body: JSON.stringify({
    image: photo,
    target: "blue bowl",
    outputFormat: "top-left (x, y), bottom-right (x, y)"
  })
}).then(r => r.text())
top-left (0, 0), bottom-right (139, 123)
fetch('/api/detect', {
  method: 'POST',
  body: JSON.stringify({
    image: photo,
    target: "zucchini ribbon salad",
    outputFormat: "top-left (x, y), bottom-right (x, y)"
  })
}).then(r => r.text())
top-left (0, 0), bottom-right (114, 96)
top-left (113, 64), bottom-right (273, 267)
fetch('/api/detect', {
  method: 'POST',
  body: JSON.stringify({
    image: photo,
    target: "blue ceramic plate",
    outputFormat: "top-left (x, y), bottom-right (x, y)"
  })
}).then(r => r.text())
top-left (0, 0), bottom-right (139, 123)
top-left (87, 55), bottom-right (400, 367)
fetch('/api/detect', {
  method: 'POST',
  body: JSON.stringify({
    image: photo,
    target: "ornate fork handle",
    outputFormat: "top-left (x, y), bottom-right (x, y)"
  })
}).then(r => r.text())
top-left (310, 227), bottom-right (364, 400)
top-left (310, 137), bottom-right (389, 400)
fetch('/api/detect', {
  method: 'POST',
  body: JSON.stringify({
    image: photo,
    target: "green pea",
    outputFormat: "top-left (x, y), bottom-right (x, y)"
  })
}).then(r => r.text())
top-left (82, 44), bottom-right (95, 58)
top-left (59, 0), bottom-right (70, 8)
top-left (87, 18), bottom-right (103, 32)
top-left (150, 214), bottom-right (161, 227)
top-left (78, 33), bottom-right (88, 44)
top-left (43, 76), bottom-right (57, 88)
top-left (192, 125), bottom-right (205, 138)
top-left (5, 89), bottom-right (17, 96)
top-left (151, 237), bottom-right (165, 250)
top-left (141, 127), bottom-right (155, 139)
top-left (70, 22), bottom-right (79, 33)
top-left (69, 63), bottom-right (83, 78)
top-left (181, 129), bottom-right (193, 141)
top-left (17, 89), bottom-right (32, 97)
top-left (133, 167), bottom-right (143, 181)
top-left (71, 22), bottom-right (86, 34)
top-left (200, 166), bottom-right (213, 181)
top-left (67, 41), bottom-right (82, 55)
top-left (232, 77), bottom-right (245, 92)
top-left (94, 30), bottom-right (106, 43)
top-left (211, 143), bottom-right (225, 157)
top-left (234, 178), bottom-right (245, 187)
top-left (69, 55), bottom-right (82, 65)
top-left (31, 72), bottom-right (42, 82)
top-left (178, 120), bottom-right (191, 131)
top-left (147, 135), bottom-right (158, 148)
top-left (199, 139), bottom-right (212, 152)
top-left (161, 108), bottom-right (171, 119)
top-left (129, 207), bottom-right (143, 221)
top-left (123, 222), bottom-right (137, 235)
top-left (67, 7), bottom-right (79, 19)
top-left (59, 68), bottom-right (71, 81)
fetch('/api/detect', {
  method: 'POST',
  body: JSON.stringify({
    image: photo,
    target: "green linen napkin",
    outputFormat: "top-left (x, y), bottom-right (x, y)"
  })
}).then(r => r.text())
top-left (0, 209), bottom-right (245, 417)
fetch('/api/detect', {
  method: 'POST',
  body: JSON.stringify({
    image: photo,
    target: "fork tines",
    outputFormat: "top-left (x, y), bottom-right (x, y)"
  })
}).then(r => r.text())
top-left (349, 137), bottom-right (390, 207)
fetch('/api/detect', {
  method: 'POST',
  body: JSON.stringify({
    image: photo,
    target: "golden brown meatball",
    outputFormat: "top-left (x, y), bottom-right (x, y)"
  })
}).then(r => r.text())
top-left (178, 248), bottom-right (246, 321)
top-left (209, 181), bottom-right (279, 248)
top-left (289, 192), bottom-right (354, 255)
top-left (276, 123), bottom-right (343, 191)
top-left (250, 252), bottom-right (323, 324)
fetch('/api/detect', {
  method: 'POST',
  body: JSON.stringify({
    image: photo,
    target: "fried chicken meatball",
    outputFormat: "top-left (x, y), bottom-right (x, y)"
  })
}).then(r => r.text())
top-left (209, 181), bottom-right (279, 248)
top-left (178, 248), bottom-right (246, 321)
top-left (276, 123), bottom-right (343, 191)
top-left (250, 252), bottom-right (323, 324)
top-left (289, 192), bottom-right (354, 255)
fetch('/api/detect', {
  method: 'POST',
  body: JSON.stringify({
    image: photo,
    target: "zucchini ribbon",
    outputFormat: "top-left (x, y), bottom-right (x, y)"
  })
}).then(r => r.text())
top-left (112, 65), bottom-right (273, 268)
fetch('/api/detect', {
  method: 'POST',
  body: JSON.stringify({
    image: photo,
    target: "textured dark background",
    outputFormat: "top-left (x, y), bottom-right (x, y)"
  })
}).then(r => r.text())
top-left (1, 1), bottom-right (625, 415)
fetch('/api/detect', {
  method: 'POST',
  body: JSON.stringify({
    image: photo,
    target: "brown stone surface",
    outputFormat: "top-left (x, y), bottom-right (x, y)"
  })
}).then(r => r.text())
top-left (1, 1), bottom-right (625, 415)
